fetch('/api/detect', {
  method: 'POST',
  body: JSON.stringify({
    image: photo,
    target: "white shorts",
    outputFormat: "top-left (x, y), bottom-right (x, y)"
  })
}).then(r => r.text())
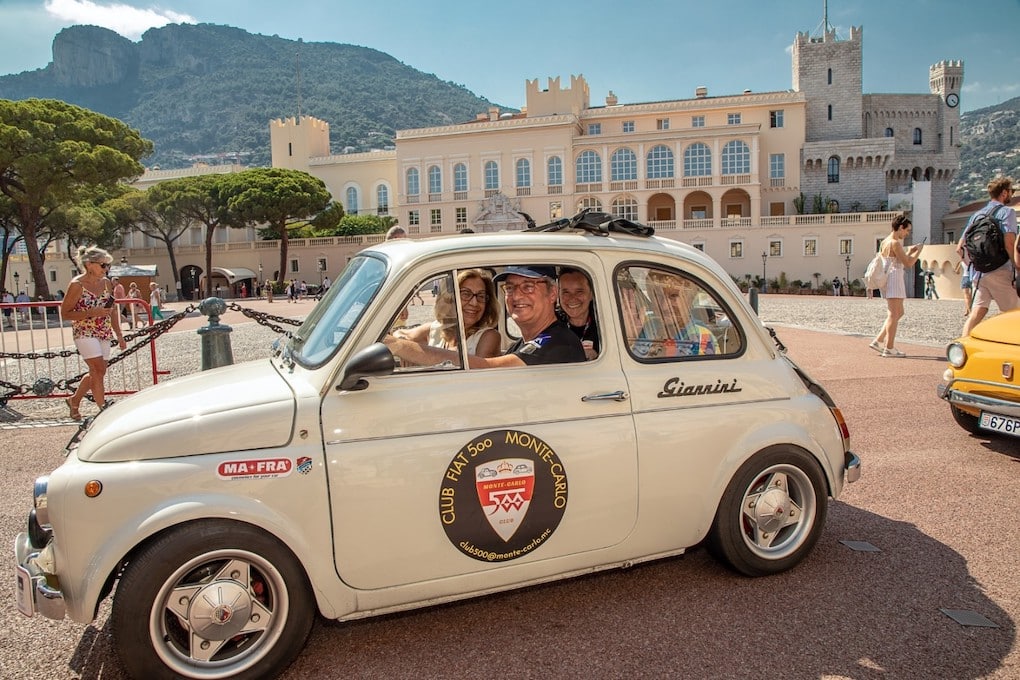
top-left (75, 337), bottom-right (111, 360)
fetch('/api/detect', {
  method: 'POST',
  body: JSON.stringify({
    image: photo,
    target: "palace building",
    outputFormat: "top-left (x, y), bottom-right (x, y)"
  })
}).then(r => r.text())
top-left (268, 23), bottom-right (963, 289)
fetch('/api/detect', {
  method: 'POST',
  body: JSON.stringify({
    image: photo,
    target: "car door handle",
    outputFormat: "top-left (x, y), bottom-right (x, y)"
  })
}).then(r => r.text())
top-left (581, 390), bottom-right (629, 402)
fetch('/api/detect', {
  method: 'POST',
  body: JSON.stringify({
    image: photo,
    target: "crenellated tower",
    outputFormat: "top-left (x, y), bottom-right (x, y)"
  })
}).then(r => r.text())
top-left (929, 60), bottom-right (964, 151)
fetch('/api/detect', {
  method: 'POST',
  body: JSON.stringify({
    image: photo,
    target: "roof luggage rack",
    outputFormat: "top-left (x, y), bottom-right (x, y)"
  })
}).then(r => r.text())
top-left (519, 208), bottom-right (655, 237)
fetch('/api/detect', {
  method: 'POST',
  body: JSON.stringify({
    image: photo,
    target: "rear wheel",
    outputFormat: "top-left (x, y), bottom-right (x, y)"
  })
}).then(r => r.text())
top-left (111, 520), bottom-right (314, 680)
top-left (950, 405), bottom-right (982, 434)
top-left (708, 446), bottom-right (828, 576)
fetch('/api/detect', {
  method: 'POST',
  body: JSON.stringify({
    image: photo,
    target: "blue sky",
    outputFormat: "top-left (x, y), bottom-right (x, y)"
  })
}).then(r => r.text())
top-left (0, 0), bottom-right (1017, 113)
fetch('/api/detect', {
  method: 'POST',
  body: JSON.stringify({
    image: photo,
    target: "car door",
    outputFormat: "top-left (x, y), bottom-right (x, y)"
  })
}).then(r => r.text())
top-left (322, 256), bottom-right (637, 593)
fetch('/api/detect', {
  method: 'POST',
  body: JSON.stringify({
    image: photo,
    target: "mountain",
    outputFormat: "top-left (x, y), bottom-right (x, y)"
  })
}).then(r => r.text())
top-left (0, 23), bottom-right (505, 168)
top-left (953, 98), bottom-right (1020, 205)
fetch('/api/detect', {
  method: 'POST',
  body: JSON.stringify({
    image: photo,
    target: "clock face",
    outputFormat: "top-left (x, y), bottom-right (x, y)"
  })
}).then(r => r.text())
top-left (946, 93), bottom-right (959, 108)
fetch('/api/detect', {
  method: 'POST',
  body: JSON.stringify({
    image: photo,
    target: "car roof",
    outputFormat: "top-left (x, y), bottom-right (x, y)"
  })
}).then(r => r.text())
top-left (363, 230), bottom-right (725, 279)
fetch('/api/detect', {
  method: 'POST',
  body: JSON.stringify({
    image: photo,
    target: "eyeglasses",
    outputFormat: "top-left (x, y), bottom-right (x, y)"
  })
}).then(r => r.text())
top-left (502, 281), bottom-right (547, 297)
top-left (90, 261), bottom-right (110, 269)
top-left (459, 289), bottom-right (488, 303)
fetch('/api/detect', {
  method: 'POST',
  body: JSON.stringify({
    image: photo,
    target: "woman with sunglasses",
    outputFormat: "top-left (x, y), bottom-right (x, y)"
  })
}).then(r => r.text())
top-left (60, 246), bottom-right (126, 419)
top-left (394, 269), bottom-right (501, 358)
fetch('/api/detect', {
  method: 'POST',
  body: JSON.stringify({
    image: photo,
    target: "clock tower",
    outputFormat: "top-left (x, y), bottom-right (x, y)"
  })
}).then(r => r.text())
top-left (930, 60), bottom-right (964, 150)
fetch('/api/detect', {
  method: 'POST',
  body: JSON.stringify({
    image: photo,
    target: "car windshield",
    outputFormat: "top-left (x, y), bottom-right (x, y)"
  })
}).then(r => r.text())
top-left (293, 255), bottom-right (387, 367)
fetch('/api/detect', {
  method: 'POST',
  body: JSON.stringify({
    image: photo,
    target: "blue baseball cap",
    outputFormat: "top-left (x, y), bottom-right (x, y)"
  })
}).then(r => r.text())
top-left (493, 266), bottom-right (557, 282)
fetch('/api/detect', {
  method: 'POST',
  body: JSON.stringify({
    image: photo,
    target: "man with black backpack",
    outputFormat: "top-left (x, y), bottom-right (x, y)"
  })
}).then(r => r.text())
top-left (960, 177), bottom-right (1018, 336)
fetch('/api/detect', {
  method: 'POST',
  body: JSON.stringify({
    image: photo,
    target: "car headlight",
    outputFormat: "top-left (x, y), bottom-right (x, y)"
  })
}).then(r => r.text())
top-left (947, 342), bottom-right (967, 369)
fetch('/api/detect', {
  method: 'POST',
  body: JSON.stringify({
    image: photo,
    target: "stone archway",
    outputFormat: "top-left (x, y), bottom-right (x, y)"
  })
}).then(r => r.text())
top-left (647, 193), bottom-right (676, 223)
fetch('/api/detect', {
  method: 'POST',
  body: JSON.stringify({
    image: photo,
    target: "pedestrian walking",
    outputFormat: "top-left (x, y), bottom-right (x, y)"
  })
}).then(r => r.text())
top-left (869, 215), bottom-right (924, 357)
top-left (60, 246), bottom-right (126, 419)
top-left (923, 270), bottom-right (940, 300)
top-left (960, 177), bottom-right (1018, 336)
top-left (832, 276), bottom-right (842, 296)
top-left (149, 282), bottom-right (165, 322)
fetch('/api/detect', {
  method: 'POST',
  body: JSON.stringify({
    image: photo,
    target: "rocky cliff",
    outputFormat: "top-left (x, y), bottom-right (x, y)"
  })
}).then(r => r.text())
top-left (51, 25), bottom-right (138, 87)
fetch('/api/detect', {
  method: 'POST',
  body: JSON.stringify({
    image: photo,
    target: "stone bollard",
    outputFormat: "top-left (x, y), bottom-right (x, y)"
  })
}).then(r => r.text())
top-left (748, 287), bottom-right (759, 314)
top-left (197, 297), bottom-right (233, 370)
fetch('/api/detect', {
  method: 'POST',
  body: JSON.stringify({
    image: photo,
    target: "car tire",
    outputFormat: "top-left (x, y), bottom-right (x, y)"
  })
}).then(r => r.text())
top-left (950, 405), bottom-right (982, 434)
top-left (111, 520), bottom-right (314, 680)
top-left (708, 446), bottom-right (828, 577)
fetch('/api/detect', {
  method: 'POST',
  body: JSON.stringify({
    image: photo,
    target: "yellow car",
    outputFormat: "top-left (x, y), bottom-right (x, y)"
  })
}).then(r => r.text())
top-left (939, 309), bottom-right (1020, 437)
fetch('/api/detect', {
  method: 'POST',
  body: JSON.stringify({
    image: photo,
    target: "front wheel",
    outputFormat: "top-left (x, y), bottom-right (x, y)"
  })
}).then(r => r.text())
top-left (111, 521), bottom-right (314, 680)
top-left (708, 446), bottom-right (828, 577)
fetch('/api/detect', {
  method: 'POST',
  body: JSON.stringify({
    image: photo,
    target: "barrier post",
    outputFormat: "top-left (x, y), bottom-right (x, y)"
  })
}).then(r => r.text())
top-left (197, 297), bottom-right (233, 370)
top-left (748, 287), bottom-right (759, 314)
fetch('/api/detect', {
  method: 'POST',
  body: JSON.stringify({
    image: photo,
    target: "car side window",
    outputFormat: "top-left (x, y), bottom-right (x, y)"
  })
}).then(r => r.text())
top-left (616, 265), bottom-right (742, 361)
top-left (386, 272), bottom-right (465, 372)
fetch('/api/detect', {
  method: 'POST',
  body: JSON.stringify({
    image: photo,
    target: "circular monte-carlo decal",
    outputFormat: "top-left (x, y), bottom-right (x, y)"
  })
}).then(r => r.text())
top-left (439, 429), bottom-right (568, 562)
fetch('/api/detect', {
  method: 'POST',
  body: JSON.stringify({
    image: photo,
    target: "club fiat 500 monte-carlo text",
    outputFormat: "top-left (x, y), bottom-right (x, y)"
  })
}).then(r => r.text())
top-left (938, 308), bottom-right (1020, 438)
top-left (15, 219), bottom-right (860, 680)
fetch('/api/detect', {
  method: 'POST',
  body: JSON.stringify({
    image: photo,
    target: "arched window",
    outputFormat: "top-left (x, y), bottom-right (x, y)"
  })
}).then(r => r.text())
top-left (683, 143), bottom-right (712, 177)
top-left (547, 156), bottom-right (563, 186)
top-left (827, 104), bottom-right (833, 121)
top-left (405, 168), bottom-right (420, 196)
top-left (576, 150), bottom-right (602, 184)
top-left (577, 196), bottom-right (602, 211)
top-left (610, 147), bottom-right (637, 181)
top-left (376, 184), bottom-right (389, 213)
top-left (453, 163), bottom-right (468, 192)
top-left (913, 128), bottom-right (922, 145)
top-left (346, 187), bottom-right (359, 215)
top-left (885, 127), bottom-right (894, 138)
top-left (427, 165), bottom-right (442, 194)
top-left (827, 156), bottom-right (840, 184)
top-left (827, 68), bottom-right (832, 85)
top-left (646, 145), bottom-right (675, 179)
top-left (611, 196), bottom-right (638, 221)
top-left (516, 158), bottom-right (531, 187)
top-left (484, 161), bottom-right (499, 190)
top-left (721, 140), bottom-right (750, 175)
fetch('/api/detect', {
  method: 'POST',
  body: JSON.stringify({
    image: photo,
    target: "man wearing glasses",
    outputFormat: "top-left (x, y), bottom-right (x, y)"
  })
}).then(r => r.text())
top-left (384, 265), bottom-right (585, 368)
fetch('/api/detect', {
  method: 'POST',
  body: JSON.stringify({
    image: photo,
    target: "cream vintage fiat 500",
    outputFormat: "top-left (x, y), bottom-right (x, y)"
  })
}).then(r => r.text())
top-left (15, 216), bottom-right (860, 680)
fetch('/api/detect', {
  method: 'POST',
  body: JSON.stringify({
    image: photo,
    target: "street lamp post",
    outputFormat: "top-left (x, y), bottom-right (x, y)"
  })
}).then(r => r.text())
top-left (761, 252), bottom-right (768, 293)
top-left (13, 271), bottom-right (19, 294)
top-left (844, 255), bottom-right (852, 291)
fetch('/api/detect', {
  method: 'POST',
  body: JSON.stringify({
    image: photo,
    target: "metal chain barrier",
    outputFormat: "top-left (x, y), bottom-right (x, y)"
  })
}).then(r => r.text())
top-left (225, 302), bottom-right (302, 334)
top-left (1, 301), bottom-right (304, 403)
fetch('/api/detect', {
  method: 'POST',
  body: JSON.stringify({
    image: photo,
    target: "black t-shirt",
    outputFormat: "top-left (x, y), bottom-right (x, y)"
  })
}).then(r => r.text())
top-left (506, 320), bottom-right (586, 365)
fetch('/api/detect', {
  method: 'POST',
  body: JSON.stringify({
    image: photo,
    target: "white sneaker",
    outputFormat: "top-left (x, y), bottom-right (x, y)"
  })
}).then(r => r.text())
top-left (869, 340), bottom-right (882, 352)
top-left (881, 347), bottom-right (906, 358)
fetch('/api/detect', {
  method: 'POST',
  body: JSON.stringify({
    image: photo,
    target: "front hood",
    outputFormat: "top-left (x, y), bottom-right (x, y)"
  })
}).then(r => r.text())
top-left (76, 360), bottom-right (296, 462)
top-left (971, 309), bottom-right (1020, 346)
